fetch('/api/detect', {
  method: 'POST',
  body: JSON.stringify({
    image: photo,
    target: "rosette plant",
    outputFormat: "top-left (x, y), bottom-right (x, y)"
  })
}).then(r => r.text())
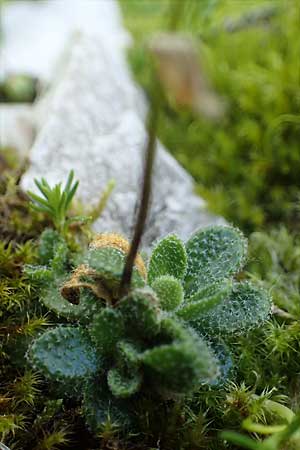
top-left (26, 31), bottom-right (271, 435)
top-left (27, 225), bottom-right (271, 432)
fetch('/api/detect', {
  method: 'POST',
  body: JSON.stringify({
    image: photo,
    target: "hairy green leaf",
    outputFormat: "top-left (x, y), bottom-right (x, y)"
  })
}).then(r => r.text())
top-left (29, 326), bottom-right (98, 382)
top-left (184, 226), bottom-right (247, 295)
top-left (192, 281), bottom-right (271, 334)
top-left (148, 234), bottom-right (187, 285)
top-left (83, 377), bottom-right (132, 432)
top-left (151, 275), bottom-right (184, 311)
top-left (177, 279), bottom-right (232, 320)
top-left (90, 308), bottom-right (125, 355)
top-left (107, 367), bottom-right (142, 398)
top-left (142, 332), bottom-right (218, 392)
top-left (118, 287), bottom-right (161, 338)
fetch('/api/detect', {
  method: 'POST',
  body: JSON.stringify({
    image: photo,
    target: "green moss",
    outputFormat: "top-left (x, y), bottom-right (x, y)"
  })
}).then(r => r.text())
top-left (2, 158), bottom-right (296, 449)
top-left (0, 168), bottom-right (50, 243)
top-left (0, 162), bottom-right (87, 450)
top-left (247, 227), bottom-right (300, 319)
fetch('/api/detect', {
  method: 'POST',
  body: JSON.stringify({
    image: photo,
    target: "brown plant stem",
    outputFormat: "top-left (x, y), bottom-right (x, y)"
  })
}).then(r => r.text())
top-left (119, 100), bottom-right (159, 297)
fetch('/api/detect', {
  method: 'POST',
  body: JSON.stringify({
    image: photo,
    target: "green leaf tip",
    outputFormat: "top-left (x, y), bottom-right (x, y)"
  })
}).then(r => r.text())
top-left (184, 225), bottom-right (247, 296)
top-left (28, 170), bottom-right (80, 235)
top-left (151, 275), bottom-right (184, 311)
top-left (176, 279), bottom-right (232, 320)
top-left (148, 234), bottom-right (187, 285)
top-left (107, 367), bottom-right (142, 398)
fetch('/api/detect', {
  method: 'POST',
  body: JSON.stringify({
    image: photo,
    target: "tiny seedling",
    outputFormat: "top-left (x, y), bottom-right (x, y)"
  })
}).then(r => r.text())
top-left (27, 170), bottom-right (80, 235)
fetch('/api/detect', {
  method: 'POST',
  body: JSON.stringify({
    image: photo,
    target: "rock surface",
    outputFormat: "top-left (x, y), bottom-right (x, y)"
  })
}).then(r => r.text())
top-left (1, 0), bottom-right (130, 158)
top-left (0, 105), bottom-right (35, 156)
top-left (21, 31), bottom-right (223, 248)
top-left (1, 0), bottom-right (223, 248)
top-left (1, 0), bottom-right (130, 82)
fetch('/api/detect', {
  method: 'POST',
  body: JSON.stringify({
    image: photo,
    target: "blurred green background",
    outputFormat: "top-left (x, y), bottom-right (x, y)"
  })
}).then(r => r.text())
top-left (121, 0), bottom-right (300, 232)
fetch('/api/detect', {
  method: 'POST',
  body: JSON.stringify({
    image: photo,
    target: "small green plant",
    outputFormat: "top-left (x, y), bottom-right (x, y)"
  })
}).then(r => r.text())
top-left (222, 410), bottom-right (300, 450)
top-left (27, 225), bottom-right (271, 433)
top-left (27, 170), bottom-right (81, 236)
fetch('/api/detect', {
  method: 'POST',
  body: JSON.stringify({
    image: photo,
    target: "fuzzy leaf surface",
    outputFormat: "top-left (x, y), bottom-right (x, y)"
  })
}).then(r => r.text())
top-left (83, 378), bottom-right (132, 432)
top-left (209, 342), bottom-right (233, 386)
top-left (85, 247), bottom-right (145, 292)
top-left (118, 287), bottom-right (161, 338)
top-left (29, 326), bottom-right (98, 381)
top-left (107, 367), bottom-right (142, 398)
top-left (177, 279), bottom-right (232, 320)
top-left (41, 278), bottom-right (102, 321)
top-left (142, 332), bottom-right (218, 392)
top-left (184, 225), bottom-right (247, 295)
top-left (38, 228), bottom-right (64, 265)
top-left (148, 234), bottom-right (187, 285)
top-left (192, 281), bottom-right (271, 334)
top-left (116, 341), bottom-right (141, 371)
top-left (90, 308), bottom-right (125, 355)
top-left (151, 275), bottom-right (184, 311)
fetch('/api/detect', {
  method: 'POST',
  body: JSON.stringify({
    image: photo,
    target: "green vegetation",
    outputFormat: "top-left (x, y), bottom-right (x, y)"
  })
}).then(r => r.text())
top-left (26, 223), bottom-right (270, 434)
top-left (222, 412), bottom-right (300, 450)
top-left (121, 0), bottom-right (300, 231)
top-left (0, 75), bottom-right (38, 103)
top-left (1, 159), bottom-right (299, 449)
top-left (1, 0), bottom-right (300, 448)
top-left (0, 163), bottom-right (71, 449)
top-left (27, 170), bottom-right (82, 236)
top-left (0, 162), bottom-right (111, 449)
top-left (120, 1), bottom-right (300, 447)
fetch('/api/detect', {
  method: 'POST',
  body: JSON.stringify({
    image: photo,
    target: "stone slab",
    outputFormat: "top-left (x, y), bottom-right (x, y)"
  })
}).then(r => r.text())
top-left (21, 33), bottom-right (223, 249)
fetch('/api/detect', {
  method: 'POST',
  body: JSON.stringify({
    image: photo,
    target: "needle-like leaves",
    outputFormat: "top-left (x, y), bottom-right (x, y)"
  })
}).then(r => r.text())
top-left (27, 170), bottom-right (80, 235)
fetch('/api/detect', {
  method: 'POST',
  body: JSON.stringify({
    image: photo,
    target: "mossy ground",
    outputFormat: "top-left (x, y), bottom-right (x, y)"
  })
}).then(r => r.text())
top-left (1, 0), bottom-right (300, 448)
top-left (1, 152), bottom-right (299, 449)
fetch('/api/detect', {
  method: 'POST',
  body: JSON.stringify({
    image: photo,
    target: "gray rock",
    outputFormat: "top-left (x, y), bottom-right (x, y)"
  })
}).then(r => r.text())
top-left (0, 104), bottom-right (35, 157)
top-left (0, 0), bottom-right (130, 161)
top-left (21, 32), bottom-right (223, 249)
top-left (1, 0), bottom-right (130, 82)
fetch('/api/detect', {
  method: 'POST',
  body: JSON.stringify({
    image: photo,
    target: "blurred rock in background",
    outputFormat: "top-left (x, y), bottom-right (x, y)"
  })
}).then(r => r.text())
top-left (1, 0), bottom-right (223, 247)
